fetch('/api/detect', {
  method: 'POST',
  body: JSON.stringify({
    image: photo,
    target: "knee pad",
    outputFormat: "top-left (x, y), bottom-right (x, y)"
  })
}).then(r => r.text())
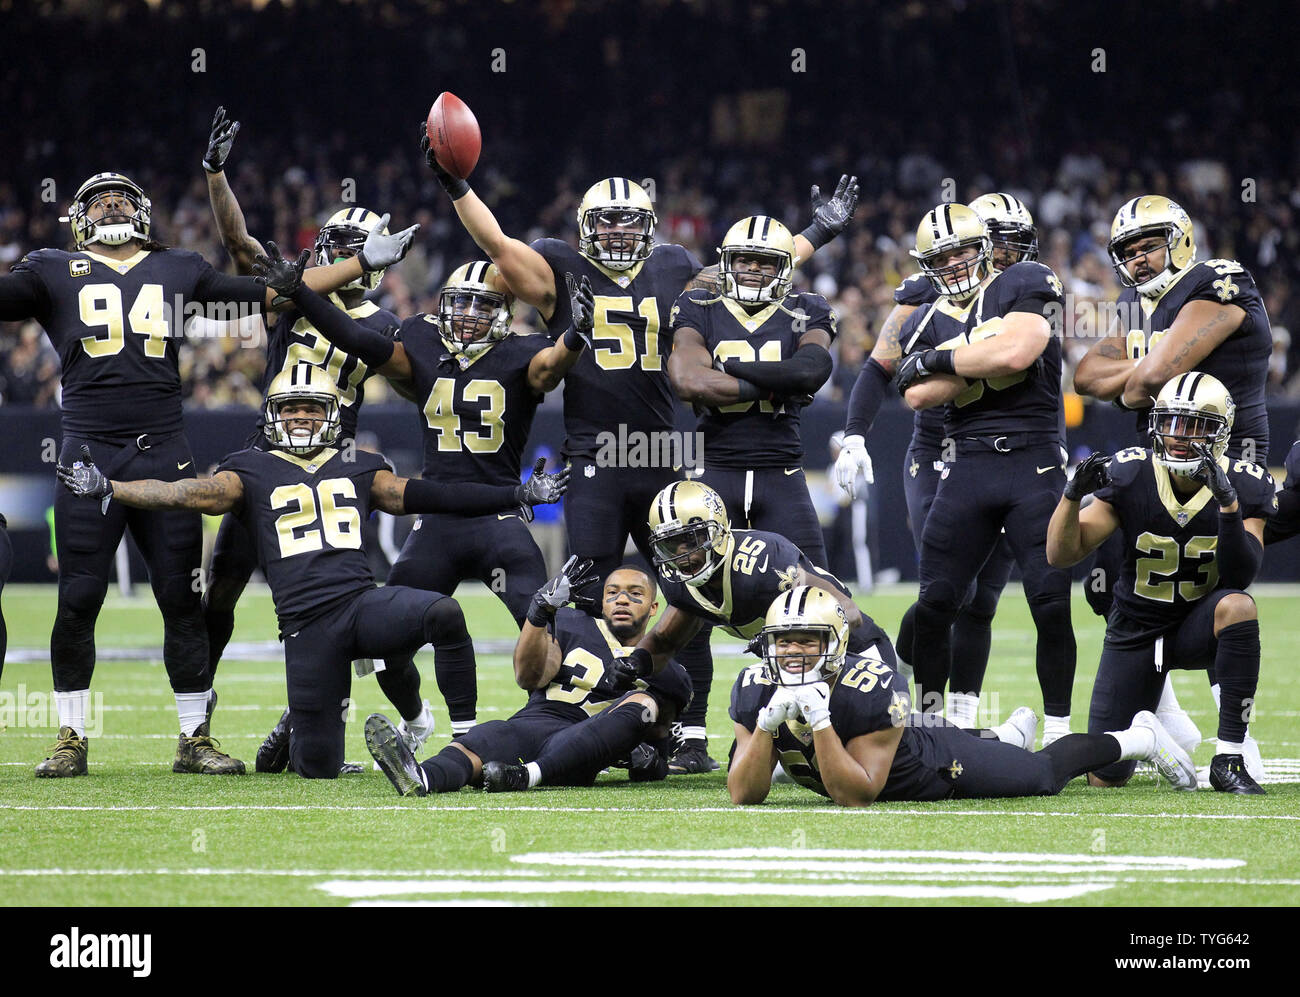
top-left (961, 580), bottom-right (1003, 623)
top-left (423, 596), bottom-right (469, 645)
top-left (918, 578), bottom-right (961, 616)
top-left (203, 573), bottom-right (248, 615)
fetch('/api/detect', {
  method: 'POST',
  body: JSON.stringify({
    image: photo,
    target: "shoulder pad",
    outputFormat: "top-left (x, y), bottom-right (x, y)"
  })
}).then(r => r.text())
top-left (894, 272), bottom-right (937, 306)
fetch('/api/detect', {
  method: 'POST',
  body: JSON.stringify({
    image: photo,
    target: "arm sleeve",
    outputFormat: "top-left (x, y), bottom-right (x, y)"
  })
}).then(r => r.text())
top-left (401, 476), bottom-right (520, 515)
top-left (0, 270), bottom-right (50, 321)
top-left (289, 285), bottom-right (395, 368)
top-left (844, 356), bottom-right (893, 437)
top-left (723, 343), bottom-right (833, 395)
top-left (1215, 509), bottom-right (1263, 589)
top-left (1264, 488), bottom-right (1300, 545)
top-left (193, 265), bottom-right (268, 307)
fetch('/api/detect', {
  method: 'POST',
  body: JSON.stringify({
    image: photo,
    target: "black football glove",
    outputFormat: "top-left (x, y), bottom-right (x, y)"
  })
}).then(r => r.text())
top-left (1190, 443), bottom-right (1237, 507)
top-left (1063, 452), bottom-right (1112, 501)
top-left (56, 444), bottom-right (113, 514)
top-left (803, 175), bottom-right (860, 248)
top-left (526, 555), bottom-right (599, 627)
top-left (418, 121), bottom-right (470, 200)
top-left (563, 272), bottom-right (596, 349)
top-left (515, 457), bottom-right (569, 522)
top-left (894, 351), bottom-right (930, 394)
top-left (251, 241), bottom-right (310, 306)
top-left (203, 106), bottom-right (241, 174)
top-left (591, 647), bottom-right (653, 698)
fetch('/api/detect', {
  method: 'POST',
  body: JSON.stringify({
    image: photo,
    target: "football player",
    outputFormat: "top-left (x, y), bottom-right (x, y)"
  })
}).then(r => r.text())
top-left (895, 203), bottom-right (1076, 742)
top-left (57, 356), bottom-right (567, 779)
top-left (0, 168), bottom-right (412, 777)
top-left (729, 586), bottom-right (1198, 807)
top-left (834, 194), bottom-right (1036, 726)
top-left (1047, 373), bottom-right (1277, 794)
top-left (1072, 195), bottom-right (1274, 753)
top-left (365, 562), bottom-right (694, 796)
top-left (421, 131), bottom-right (858, 771)
top-left (259, 250), bottom-right (591, 738)
top-left (0, 513), bottom-right (9, 683)
top-left (1264, 441), bottom-right (1299, 546)
top-left (201, 107), bottom-right (413, 721)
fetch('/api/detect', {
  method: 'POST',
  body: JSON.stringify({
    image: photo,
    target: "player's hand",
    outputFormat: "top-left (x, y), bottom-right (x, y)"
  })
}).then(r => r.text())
top-left (834, 433), bottom-right (875, 497)
top-left (251, 241), bottom-right (310, 305)
top-left (809, 175), bottom-right (860, 240)
top-left (516, 457), bottom-right (569, 521)
top-left (895, 350), bottom-right (938, 394)
top-left (756, 688), bottom-right (801, 735)
top-left (56, 444), bottom-right (113, 514)
top-left (1063, 452), bottom-right (1112, 502)
top-left (788, 681), bottom-right (833, 732)
top-left (1190, 443), bottom-right (1237, 507)
top-left (592, 647), bottom-right (653, 698)
top-left (563, 273), bottom-right (596, 349)
top-left (770, 392), bottom-right (815, 417)
top-left (418, 122), bottom-right (471, 200)
top-left (203, 106), bottom-right (241, 174)
top-left (526, 554), bottom-right (599, 627)
top-left (357, 213), bottom-right (419, 273)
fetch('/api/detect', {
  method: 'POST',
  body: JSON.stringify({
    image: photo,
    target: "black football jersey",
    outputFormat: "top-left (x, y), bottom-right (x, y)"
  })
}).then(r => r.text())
top-left (670, 289), bottom-right (837, 468)
top-left (1094, 447), bottom-right (1277, 644)
top-left (395, 315), bottom-right (550, 486)
top-left (730, 650), bottom-right (936, 802)
top-left (216, 445), bottom-right (391, 635)
top-left (249, 296), bottom-right (399, 447)
top-left (902, 261), bottom-right (1065, 438)
top-left (1265, 440), bottom-right (1300, 544)
top-left (9, 248), bottom-right (264, 439)
top-left (893, 275), bottom-right (946, 452)
top-left (530, 608), bottom-right (694, 723)
top-left (532, 239), bottom-right (702, 458)
top-left (1112, 259), bottom-right (1271, 458)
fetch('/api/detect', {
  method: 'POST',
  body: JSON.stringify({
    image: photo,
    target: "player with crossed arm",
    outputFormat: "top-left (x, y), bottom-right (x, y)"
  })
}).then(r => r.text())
top-left (1047, 373), bottom-right (1277, 794)
top-left (0, 168), bottom-right (410, 777)
top-left (364, 561), bottom-right (693, 796)
top-left (834, 194), bottom-right (1035, 728)
top-left (57, 348), bottom-right (566, 777)
top-left (729, 586), bottom-right (1198, 807)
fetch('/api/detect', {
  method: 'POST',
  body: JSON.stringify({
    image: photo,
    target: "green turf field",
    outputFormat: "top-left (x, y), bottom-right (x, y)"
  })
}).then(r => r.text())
top-left (1, 582), bottom-right (1297, 907)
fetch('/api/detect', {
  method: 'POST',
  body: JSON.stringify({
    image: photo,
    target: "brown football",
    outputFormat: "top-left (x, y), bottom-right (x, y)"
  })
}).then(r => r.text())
top-left (426, 92), bottom-right (481, 180)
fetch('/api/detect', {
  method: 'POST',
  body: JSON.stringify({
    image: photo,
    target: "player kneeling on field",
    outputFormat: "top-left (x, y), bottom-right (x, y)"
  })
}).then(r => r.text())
top-left (727, 587), bottom-right (1198, 807)
top-left (365, 562), bottom-right (693, 795)
top-left (1047, 372), bottom-right (1276, 794)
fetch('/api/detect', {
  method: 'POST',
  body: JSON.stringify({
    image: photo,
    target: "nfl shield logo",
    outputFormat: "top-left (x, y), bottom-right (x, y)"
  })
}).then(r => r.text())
top-left (1176, 511), bottom-right (1190, 526)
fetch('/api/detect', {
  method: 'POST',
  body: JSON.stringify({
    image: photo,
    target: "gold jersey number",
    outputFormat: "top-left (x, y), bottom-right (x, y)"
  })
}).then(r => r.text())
top-left (423, 378), bottom-right (506, 453)
top-left (270, 478), bottom-right (363, 559)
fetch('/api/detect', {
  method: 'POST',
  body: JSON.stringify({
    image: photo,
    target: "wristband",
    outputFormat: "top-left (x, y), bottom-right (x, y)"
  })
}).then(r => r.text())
top-left (924, 349), bottom-right (957, 376)
top-left (798, 220), bottom-right (834, 251)
top-left (563, 326), bottom-right (587, 351)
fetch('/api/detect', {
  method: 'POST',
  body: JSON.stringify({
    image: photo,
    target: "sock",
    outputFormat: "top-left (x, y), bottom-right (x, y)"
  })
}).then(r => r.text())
top-left (1210, 683), bottom-right (1222, 709)
top-left (1217, 739), bottom-right (1245, 756)
top-left (679, 724), bottom-right (707, 744)
top-left (524, 762), bottom-right (542, 789)
top-left (174, 691), bottom-right (209, 736)
top-left (1213, 620), bottom-right (1260, 744)
top-left (1042, 714), bottom-right (1070, 745)
top-left (1156, 677), bottom-right (1182, 715)
top-left (534, 700), bottom-right (651, 784)
top-left (1043, 733), bottom-right (1123, 790)
top-left (1110, 724), bottom-right (1155, 761)
top-left (375, 657), bottom-right (423, 721)
top-left (451, 719), bottom-right (476, 737)
top-left (418, 744), bottom-right (473, 793)
top-left (54, 690), bottom-right (90, 738)
top-left (947, 691), bottom-right (979, 728)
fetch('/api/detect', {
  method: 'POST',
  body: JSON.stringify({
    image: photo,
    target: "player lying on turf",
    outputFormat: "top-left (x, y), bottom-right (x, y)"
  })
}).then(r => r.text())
top-left (1047, 372), bottom-right (1276, 794)
top-left (57, 352), bottom-right (568, 778)
top-left (364, 562), bottom-right (693, 795)
top-left (727, 587), bottom-right (1199, 807)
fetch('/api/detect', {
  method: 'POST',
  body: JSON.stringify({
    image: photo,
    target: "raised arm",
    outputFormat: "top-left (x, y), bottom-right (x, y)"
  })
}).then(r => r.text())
top-left (1046, 454), bottom-right (1121, 567)
top-left (201, 107), bottom-right (264, 275)
top-left (792, 175), bottom-right (860, 266)
top-left (527, 273), bottom-right (593, 393)
top-left (58, 446), bottom-right (244, 515)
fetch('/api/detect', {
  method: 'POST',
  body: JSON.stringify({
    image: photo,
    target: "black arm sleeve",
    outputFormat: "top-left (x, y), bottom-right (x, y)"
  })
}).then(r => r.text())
top-left (1216, 510), bottom-right (1264, 589)
top-left (1263, 489), bottom-right (1300, 545)
top-left (289, 285), bottom-right (395, 368)
top-left (193, 269), bottom-right (268, 307)
top-left (844, 356), bottom-right (893, 437)
top-left (723, 344), bottom-right (832, 395)
top-left (401, 476), bottom-right (520, 515)
top-left (0, 271), bottom-right (49, 321)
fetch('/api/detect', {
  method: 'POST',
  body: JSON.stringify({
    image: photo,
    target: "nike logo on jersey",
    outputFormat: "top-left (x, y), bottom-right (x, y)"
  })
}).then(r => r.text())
top-left (757, 556), bottom-right (769, 574)
top-left (177, 461), bottom-right (192, 471)
top-left (783, 468), bottom-right (801, 476)
top-left (498, 514), bottom-right (516, 521)
top-left (1036, 465), bottom-right (1057, 474)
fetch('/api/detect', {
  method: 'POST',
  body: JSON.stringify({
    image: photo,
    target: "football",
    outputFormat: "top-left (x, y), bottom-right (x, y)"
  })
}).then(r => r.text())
top-left (426, 92), bottom-right (481, 180)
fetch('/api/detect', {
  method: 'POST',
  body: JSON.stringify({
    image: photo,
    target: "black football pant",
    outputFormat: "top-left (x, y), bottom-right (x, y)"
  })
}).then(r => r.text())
top-left (913, 442), bottom-right (1075, 717)
top-left (204, 510), bottom-right (262, 678)
top-left (286, 586), bottom-right (467, 778)
top-left (52, 435), bottom-right (209, 695)
top-left (384, 510), bottom-right (547, 723)
top-left (562, 457), bottom-right (680, 587)
top-left (0, 516), bottom-right (10, 683)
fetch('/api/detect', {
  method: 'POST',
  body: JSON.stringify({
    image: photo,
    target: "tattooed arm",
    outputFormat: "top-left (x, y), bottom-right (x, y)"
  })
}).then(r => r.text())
top-left (205, 169), bottom-right (265, 276)
top-left (1072, 335), bottom-right (1135, 401)
top-left (113, 472), bottom-right (244, 515)
top-left (1122, 299), bottom-right (1245, 407)
top-left (684, 265), bottom-right (721, 294)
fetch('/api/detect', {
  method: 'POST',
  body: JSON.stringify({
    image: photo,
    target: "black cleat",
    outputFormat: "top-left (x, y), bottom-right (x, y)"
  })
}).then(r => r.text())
top-left (35, 726), bottom-right (89, 778)
top-left (626, 743), bottom-right (668, 783)
top-left (482, 760), bottom-right (530, 793)
top-left (667, 739), bottom-right (719, 775)
top-left (255, 708), bottom-right (292, 773)
top-left (365, 713), bottom-right (427, 797)
top-left (174, 721), bottom-right (246, 775)
top-left (1209, 753), bottom-right (1266, 795)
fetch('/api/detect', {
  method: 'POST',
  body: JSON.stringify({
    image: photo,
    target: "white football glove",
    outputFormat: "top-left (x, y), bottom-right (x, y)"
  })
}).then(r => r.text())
top-left (756, 689), bottom-right (801, 735)
top-left (833, 434), bottom-right (874, 498)
top-left (789, 682), bottom-right (833, 732)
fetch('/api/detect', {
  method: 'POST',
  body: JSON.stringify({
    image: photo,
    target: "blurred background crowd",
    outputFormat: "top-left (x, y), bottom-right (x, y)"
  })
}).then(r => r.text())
top-left (3, 0), bottom-right (1299, 415)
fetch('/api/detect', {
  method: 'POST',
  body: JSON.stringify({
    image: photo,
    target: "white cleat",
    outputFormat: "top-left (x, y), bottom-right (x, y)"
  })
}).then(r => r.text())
top-left (993, 707), bottom-right (1039, 751)
top-left (1133, 710), bottom-right (1198, 791)
top-left (1155, 704), bottom-right (1201, 755)
top-left (397, 700), bottom-right (436, 755)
